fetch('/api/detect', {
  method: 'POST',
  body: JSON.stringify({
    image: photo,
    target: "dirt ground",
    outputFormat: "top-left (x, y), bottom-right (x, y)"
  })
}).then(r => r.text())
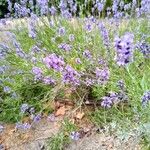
top-left (0, 118), bottom-right (60, 150)
top-left (0, 118), bottom-right (140, 150)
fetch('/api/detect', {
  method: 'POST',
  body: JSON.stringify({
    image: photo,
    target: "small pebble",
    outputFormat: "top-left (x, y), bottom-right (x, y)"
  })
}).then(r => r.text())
top-left (0, 125), bottom-right (4, 133)
top-left (0, 144), bottom-right (4, 150)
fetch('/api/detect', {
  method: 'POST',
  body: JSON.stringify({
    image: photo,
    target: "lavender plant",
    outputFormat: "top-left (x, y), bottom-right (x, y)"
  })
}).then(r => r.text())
top-left (0, 0), bottom-right (150, 148)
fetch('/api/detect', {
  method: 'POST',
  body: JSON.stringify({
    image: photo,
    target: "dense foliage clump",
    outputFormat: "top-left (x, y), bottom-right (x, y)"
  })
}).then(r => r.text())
top-left (0, 0), bottom-right (150, 149)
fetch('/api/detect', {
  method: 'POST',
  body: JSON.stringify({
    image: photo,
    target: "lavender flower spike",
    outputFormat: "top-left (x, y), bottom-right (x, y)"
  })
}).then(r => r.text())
top-left (43, 53), bottom-right (65, 72)
top-left (114, 33), bottom-right (134, 66)
top-left (70, 131), bottom-right (80, 140)
top-left (101, 96), bottom-right (113, 108)
top-left (33, 114), bottom-right (41, 122)
top-left (63, 65), bottom-right (80, 85)
top-left (15, 122), bottom-right (31, 130)
top-left (32, 67), bottom-right (43, 80)
top-left (142, 91), bottom-right (150, 106)
top-left (20, 103), bottom-right (29, 113)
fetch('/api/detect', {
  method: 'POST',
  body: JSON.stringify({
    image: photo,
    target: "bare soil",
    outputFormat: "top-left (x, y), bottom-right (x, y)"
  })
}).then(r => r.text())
top-left (1, 118), bottom-right (140, 150)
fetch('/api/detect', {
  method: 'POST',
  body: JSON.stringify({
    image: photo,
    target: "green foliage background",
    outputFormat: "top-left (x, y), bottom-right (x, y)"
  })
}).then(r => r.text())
top-left (0, 0), bottom-right (7, 18)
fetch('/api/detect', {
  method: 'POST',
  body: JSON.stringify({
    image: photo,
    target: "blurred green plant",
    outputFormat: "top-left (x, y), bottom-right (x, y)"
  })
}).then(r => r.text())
top-left (0, 0), bottom-right (7, 18)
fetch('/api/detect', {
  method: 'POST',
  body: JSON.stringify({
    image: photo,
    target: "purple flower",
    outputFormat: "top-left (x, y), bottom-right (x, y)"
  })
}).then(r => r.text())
top-left (16, 122), bottom-right (31, 130)
top-left (110, 92), bottom-right (119, 103)
top-left (28, 14), bottom-right (38, 38)
top-left (117, 80), bottom-right (125, 90)
top-left (83, 50), bottom-right (92, 59)
top-left (101, 96), bottom-right (113, 108)
top-left (85, 78), bottom-right (95, 86)
top-left (14, 2), bottom-right (30, 17)
top-left (114, 33), bottom-right (134, 66)
top-left (43, 53), bottom-right (65, 71)
top-left (112, 0), bottom-right (119, 14)
top-left (132, 0), bottom-right (137, 8)
top-left (13, 41), bottom-right (27, 58)
top-left (33, 114), bottom-right (41, 122)
top-left (89, 16), bottom-right (96, 23)
top-left (124, 3), bottom-right (131, 11)
top-left (43, 76), bottom-right (55, 85)
top-left (32, 67), bottom-right (43, 80)
top-left (0, 43), bottom-right (10, 59)
top-left (58, 27), bottom-right (66, 36)
top-left (20, 103), bottom-right (29, 113)
top-left (16, 48), bottom-right (26, 58)
top-left (59, 0), bottom-right (67, 11)
top-left (117, 91), bottom-right (128, 102)
top-left (62, 65), bottom-right (80, 85)
top-left (95, 67), bottom-right (110, 84)
top-left (32, 67), bottom-right (42, 75)
top-left (138, 42), bottom-right (150, 58)
top-left (85, 23), bottom-right (92, 32)
top-left (58, 43), bottom-right (72, 51)
top-left (95, 67), bottom-right (102, 78)
top-left (31, 57), bottom-right (37, 64)
top-left (47, 114), bottom-right (55, 122)
top-left (62, 10), bottom-right (72, 19)
top-left (0, 19), bottom-right (6, 25)
top-left (98, 22), bottom-right (110, 50)
top-left (37, 0), bottom-right (48, 15)
top-left (140, 0), bottom-right (150, 15)
top-left (69, 34), bottom-right (75, 42)
top-left (7, 0), bottom-right (12, 12)
top-left (70, 4), bottom-right (77, 13)
top-left (75, 58), bottom-right (81, 64)
top-left (142, 91), bottom-right (150, 106)
top-left (95, 2), bottom-right (104, 12)
top-left (70, 131), bottom-right (80, 140)
top-left (109, 92), bottom-right (118, 99)
top-left (49, 19), bottom-right (55, 27)
top-left (3, 86), bottom-right (11, 93)
top-left (98, 58), bottom-right (106, 65)
top-left (49, 6), bottom-right (57, 15)
top-left (31, 45), bottom-right (41, 53)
